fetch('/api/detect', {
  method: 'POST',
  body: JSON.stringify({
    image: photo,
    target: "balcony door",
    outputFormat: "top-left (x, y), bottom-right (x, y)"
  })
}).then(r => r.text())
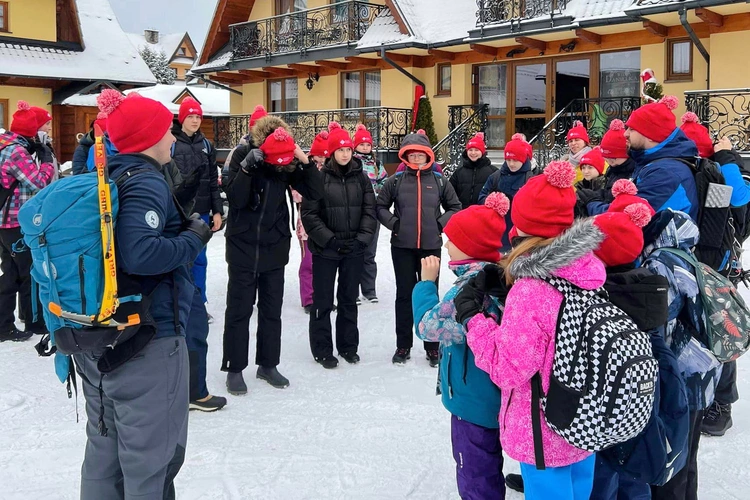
top-left (513, 61), bottom-right (549, 142)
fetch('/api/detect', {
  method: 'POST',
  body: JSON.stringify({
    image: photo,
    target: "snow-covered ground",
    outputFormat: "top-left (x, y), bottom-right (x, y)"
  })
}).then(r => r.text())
top-left (1, 229), bottom-right (749, 499)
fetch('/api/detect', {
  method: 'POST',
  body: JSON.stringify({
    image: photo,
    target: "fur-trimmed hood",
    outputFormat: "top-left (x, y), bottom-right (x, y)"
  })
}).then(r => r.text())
top-left (509, 218), bottom-right (606, 286)
top-left (251, 115), bottom-right (294, 171)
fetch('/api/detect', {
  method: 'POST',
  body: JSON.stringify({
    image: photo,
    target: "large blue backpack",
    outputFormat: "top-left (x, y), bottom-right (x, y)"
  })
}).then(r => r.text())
top-left (85, 134), bottom-right (118, 172)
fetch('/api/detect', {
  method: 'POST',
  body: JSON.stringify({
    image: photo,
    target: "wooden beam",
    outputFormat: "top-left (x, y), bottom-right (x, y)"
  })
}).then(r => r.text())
top-left (262, 66), bottom-right (297, 77)
top-left (695, 8), bottom-right (724, 27)
top-left (211, 74), bottom-right (246, 85)
top-left (213, 72), bottom-right (246, 83)
top-left (515, 37), bottom-right (546, 51)
top-left (238, 70), bottom-right (271, 78)
top-left (384, 52), bottom-right (412, 65)
top-left (345, 56), bottom-right (380, 67)
top-left (427, 48), bottom-right (455, 61)
top-left (643, 20), bottom-right (668, 38)
top-left (314, 60), bottom-right (350, 70)
top-left (470, 43), bottom-right (499, 57)
top-left (575, 29), bottom-right (602, 45)
top-left (287, 63), bottom-right (322, 73)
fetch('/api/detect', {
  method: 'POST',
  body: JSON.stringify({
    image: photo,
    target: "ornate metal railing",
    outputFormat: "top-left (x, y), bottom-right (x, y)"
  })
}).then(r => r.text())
top-left (635, 0), bottom-right (683, 5)
top-left (529, 97), bottom-right (641, 166)
top-left (230, 1), bottom-right (385, 60)
top-left (435, 104), bottom-right (490, 178)
top-left (476, 0), bottom-right (568, 26)
top-left (685, 89), bottom-right (750, 153)
top-left (213, 107), bottom-right (411, 151)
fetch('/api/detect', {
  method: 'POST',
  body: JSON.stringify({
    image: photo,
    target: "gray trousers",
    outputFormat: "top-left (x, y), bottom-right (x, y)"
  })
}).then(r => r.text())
top-left (359, 223), bottom-right (380, 297)
top-left (74, 336), bottom-right (189, 500)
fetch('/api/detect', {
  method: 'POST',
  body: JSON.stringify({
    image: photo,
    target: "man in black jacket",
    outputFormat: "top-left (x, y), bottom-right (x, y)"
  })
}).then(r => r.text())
top-left (301, 122), bottom-right (376, 369)
top-left (222, 116), bottom-right (323, 394)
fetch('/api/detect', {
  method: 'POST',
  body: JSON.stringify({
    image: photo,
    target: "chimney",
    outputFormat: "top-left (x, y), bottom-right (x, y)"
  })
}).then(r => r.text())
top-left (144, 29), bottom-right (159, 44)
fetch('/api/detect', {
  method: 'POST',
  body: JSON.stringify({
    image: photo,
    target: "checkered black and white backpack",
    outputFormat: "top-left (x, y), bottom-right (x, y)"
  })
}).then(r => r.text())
top-left (530, 277), bottom-right (659, 469)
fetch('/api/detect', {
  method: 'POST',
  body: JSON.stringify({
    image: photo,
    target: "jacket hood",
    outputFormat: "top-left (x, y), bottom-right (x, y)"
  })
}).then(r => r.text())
top-left (0, 131), bottom-right (27, 150)
top-left (461, 152), bottom-right (492, 169)
top-left (641, 208), bottom-right (699, 257)
top-left (500, 158), bottom-right (531, 175)
top-left (508, 218), bottom-right (606, 289)
top-left (78, 131), bottom-right (95, 147)
top-left (251, 115), bottom-right (291, 149)
top-left (630, 128), bottom-right (699, 166)
top-left (398, 132), bottom-right (435, 168)
top-left (323, 156), bottom-right (363, 177)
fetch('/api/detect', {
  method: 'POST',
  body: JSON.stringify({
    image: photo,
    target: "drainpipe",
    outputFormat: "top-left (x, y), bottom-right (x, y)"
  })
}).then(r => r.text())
top-left (380, 47), bottom-right (426, 91)
top-left (679, 7), bottom-right (710, 89)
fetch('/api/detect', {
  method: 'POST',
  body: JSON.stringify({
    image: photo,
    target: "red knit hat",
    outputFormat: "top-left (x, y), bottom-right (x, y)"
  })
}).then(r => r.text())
top-left (608, 179), bottom-right (656, 216)
top-left (599, 119), bottom-right (627, 159)
top-left (178, 97), bottom-right (203, 124)
top-left (94, 112), bottom-right (108, 133)
top-left (327, 121), bottom-right (353, 155)
top-left (260, 126), bottom-right (296, 166)
top-left (504, 138), bottom-right (528, 162)
top-left (625, 95), bottom-right (679, 144)
top-left (31, 106), bottom-right (52, 130)
top-left (353, 123), bottom-right (373, 149)
top-left (9, 101), bottom-right (39, 138)
top-left (249, 105), bottom-right (268, 128)
top-left (466, 132), bottom-right (486, 155)
top-left (567, 120), bottom-right (590, 144)
top-left (594, 203), bottom-right (652, 267)
top-left (580, 147), bottom-right (605, 175)
top-left (680, 112), bottom-right (713, 159)
top-left (97, 89), bottom-right (173, 154)
top-left (511, 161), bottom-right (577, 238)
top-left (512, 133), bottom-right (533, 160)
top-left (309, 130), bottom-right (330, 158)
top-left (444, 192), bottom-right (510, 262)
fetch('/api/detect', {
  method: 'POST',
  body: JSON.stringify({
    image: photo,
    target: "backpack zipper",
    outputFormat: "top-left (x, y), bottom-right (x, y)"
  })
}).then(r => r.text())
top-left (79, 255), bottom-right (86, 313)
top-left (604, 355), bottom-right (652, 418)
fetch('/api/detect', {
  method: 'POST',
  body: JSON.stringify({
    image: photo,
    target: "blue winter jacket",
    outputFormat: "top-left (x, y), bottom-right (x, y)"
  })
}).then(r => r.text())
top-left (588, 128), bottom-right (699, 220)
top-left (477, 159), bottom-right (533, 249)
top-left (109, 153), bottom-right (203, 339)
top-left (714, 150), bottom-right (750, 207)
top-left (413, 261), bottom-right (502, 429)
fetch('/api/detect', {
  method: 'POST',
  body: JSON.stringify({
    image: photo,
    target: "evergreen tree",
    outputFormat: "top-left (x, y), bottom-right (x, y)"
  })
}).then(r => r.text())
top-left (414, 95), bottom-right (439, 145)
top-left (139, 46), bottom-right (176, 85)
top-left (643, 82), bottom-right (664, 104)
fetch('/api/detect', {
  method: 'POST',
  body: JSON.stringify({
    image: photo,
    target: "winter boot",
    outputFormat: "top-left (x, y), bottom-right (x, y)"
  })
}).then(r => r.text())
top-left (226, 372), bottom-right (247, 396)
top-left (426, 350), bottom-right (439, 368)
top-left (0, 328), bottom-right (33, 342)
top-left (256, 366), bottom-right (290, 388)
top-left (316, 355), bottom-right (339, 369)
top-left (356, 297), bottom-right (362, 306)
top-left (702, 401), bottom-right (733, 436)
top-left (392, 348), bottom-right (411, 364)
top-left (190, 395), bottom-right (228, 412)
top-left (340, 352), bottom-right (360, 364)
top-left (363, 295), bottom-right (379, 303)
top-left (207, 313), bottom-right (214, 324)
top-left (304, 305), bottom-right (312, 315)
top-left (505, 473), bottom-right (524, 493)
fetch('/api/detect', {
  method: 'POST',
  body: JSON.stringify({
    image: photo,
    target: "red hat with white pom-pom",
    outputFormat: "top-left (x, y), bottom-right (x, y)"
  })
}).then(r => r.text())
top-left (260, 126), bottom-right (296, 166)
top-left (10, 101), bottom-right (39, 138)
top-left (466, 132), bottom-right (487, 155)
top-left (511, 160), bottom-right (577, 238)
top-left (30, 107), bottom-right (52, 130)
top-left (594, 203), bottom-right (653, 266)
top-left (504, 138), bottom-right (529, 162)
top-left (608, 179), bottom-right (655, 215)
top-left (680, 112), bottom-right (713, 159)
top-left (444, 192), bottom-right (510, 262)
top-left (94, 111), bottom-right (108, 133)
top-left (599, 119), bottom-right (628, 159)
top-left (308, 129), bottom-right (330, 158)
top-left (178, 97), bottom-right (203, 124)
top-left (566, 120), bottom-right (590, 144)
top-left (580, 147), bottom-right (605, 175)
top-left (327, 121), bottom-right (353, 155)
top-left (249, 105), bottom-right (268, 128)
top-left (626, 95), bottom-right (679, 144)
top-left (97, 89), bottom-right (173, 153)
top-left (353, 123), bottom-right (373, 149)
top-left (511, 133), bottom-right (533, 160)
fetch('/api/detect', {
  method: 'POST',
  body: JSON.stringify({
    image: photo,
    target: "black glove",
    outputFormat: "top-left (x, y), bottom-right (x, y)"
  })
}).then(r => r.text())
top-left (240, 149), bottom-right (264, 175)
top-left (355, 239), bottom-right (368, 252)
top-left (38, 143), bottom-right (54, 165)
top-left (338, 239), bottom-right (355, 255)
top-left (576, 188), bottom-right (603, 207)
top-left (392, 220), bottom-right (400, 236)
top-left (184, 213), bottom-right (212, 246)
top-left (474, 264), bottom-right (511, 301)
top-left (454, 277), bottom-right (486, 326)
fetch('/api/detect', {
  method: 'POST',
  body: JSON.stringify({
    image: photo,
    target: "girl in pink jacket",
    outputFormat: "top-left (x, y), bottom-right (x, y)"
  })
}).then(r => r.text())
top-left (462, 161), bottom-right (605, 500)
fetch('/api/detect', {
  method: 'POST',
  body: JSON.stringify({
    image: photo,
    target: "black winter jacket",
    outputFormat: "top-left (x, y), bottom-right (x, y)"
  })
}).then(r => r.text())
top-left (449, 154), bottom-right (498, 208)
top-left (223, 144), bottom-right (323, 273)
top-left (601, 157), bottom-right (636, 203)
top-left (377, 164), bottom-right (462, 250)
top-left (72, 132), bottom-right (95, 175)
top-left (171, 123), bottom-right (222, 216)
top-left (478, 160), bottom-right (534, 249)
top-left (301, 157), bottom-right (377, 260)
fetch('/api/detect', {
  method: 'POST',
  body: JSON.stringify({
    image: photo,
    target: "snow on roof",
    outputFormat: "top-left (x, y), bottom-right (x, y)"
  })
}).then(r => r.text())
top-left (0, 0), bottom-right (155, 84)
top-left (191, 45), bottom-right (232, 73)
top-left (127, 32), bottom-right (187, 60)
top-left (61, 84), bottom-right (230, 116)
top-left (566, 0), bottom-right (635, 21)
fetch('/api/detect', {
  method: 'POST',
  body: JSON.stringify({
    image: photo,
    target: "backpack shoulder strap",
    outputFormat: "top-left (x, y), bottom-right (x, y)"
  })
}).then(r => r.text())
top-left (170, 142), bottom-right (176, 158)
top-left (433, 170), bottom-right (446, 203)
top-left (392, 171), bottom-right (404, 202)
top-left (202, 138), bottom-right (212, 155)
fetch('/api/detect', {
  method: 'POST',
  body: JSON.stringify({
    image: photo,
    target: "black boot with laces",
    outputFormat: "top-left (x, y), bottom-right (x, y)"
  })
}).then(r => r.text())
top-left (702, 401), bottom-right (733, 436)
top-left (392, 348), bottom-right (411, 364)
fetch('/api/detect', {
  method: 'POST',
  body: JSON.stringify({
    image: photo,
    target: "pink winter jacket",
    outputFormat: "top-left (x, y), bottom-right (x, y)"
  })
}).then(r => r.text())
top-left (466, 219), bottom-right (606, 468)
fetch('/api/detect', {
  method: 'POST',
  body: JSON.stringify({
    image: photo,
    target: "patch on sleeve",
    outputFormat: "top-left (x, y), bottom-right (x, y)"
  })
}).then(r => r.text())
top-left (144, 210), bottom-right (160, 229)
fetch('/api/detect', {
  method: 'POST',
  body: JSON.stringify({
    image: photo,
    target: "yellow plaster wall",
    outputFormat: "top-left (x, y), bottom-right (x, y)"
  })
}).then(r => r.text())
top-left (640, 37), bottom-right (709, 117)
top-left (298, 74), bottom-right (339, 110)
top-left (380, 68), bottom-right (415, 109)
top-left (3, 0), bottom-right (57, 42)
top-left (0, 85), bottom-right (52, 116)
top-left (710, 31), bottom-right (750, 89)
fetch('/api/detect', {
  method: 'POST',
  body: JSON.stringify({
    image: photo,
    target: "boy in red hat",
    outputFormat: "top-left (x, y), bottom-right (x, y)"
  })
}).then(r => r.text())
top-left (563, 120), bottom-right (592, 169)
top-left (574, 147), bottom-right (606, 191)
top-left (449, 132), bottom-right (498, 209)
top-left (222, 114), bottom-right (323, 394)
top-left (301, 122), bottom-right (376, 368)
top-left (0, 101), bottom-right (55, 341)
top-left (352, 123), bottom-right (387, 303)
